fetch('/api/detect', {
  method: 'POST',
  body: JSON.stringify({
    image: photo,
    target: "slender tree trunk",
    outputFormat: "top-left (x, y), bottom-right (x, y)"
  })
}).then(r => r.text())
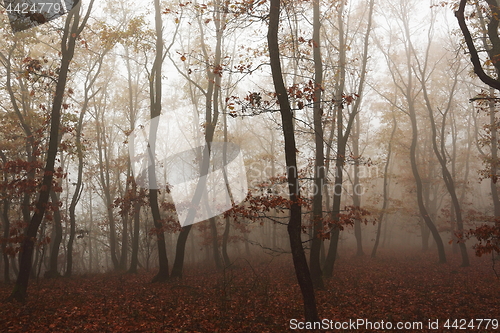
top-left (419, 67), bottom-right (469, 266)
top-left (88, 187), bottom-right (93, 273)
top-left (128, 182), bottom-right (141, 274)
top-left (1, 152), bottom-right (10, 282)
top-left (324, 0), bottom-right (347, 278)
top-left (149, 0), bottom-right (169, 283)
top-left (372, 114), bottom-right (396, 258)
top-left (66, 113), bottom-right (85, 277)
top-left (352, 113), bottom-right (364, 257)
top-left (210, 217), bottom-right (222, 270)
top-left (488, 90), bottom-right (500, 217)
top-left (8, 1), bottom-right (93, 301)
top-left (221, 104), bottom-right (232, 267)
top-left (309, 0), bottom-right (325, 290)
top-left (96, 121), bottom-right (119, 270)
top-left (170, 0), bottom-right (224, 278)
top-left (268, 0), bottom-right (319, 322)
top-left (323, 0), bottom-right (373, 276)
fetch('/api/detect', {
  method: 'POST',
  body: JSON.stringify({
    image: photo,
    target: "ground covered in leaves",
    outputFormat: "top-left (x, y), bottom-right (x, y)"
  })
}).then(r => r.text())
top-left (0, 251), bottom-right (498, 332)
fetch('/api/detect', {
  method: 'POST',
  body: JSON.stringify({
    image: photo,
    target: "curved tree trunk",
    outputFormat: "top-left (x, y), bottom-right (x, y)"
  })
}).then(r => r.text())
top-left (268, 0), bottom-right (319, 322)
top-left (8, 1), bottom-right (93, 301)
top-left (149, 0), bottom-right (169, 283)
top-left (418, 60), bottom-right (469, 266)
top-left (170, 0), bottom-right (224, 279)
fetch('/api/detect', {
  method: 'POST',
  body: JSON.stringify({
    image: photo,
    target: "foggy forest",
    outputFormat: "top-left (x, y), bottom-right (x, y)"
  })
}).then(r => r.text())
top-left (0, 0), bottom-right (499, 331)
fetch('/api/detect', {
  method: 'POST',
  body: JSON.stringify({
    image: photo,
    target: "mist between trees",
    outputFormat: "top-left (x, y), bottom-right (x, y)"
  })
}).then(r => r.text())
top-left (247, 163), bottom-right (377, 197)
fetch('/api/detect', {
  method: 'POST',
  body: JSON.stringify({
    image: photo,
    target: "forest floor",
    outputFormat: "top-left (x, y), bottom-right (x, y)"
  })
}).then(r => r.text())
top-left (0, 250), bottom-right (499, 332)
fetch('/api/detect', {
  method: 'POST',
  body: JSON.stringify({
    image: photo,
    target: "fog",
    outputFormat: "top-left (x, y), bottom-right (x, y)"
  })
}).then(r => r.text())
top-left (0, 0), bottom-right (499, 330)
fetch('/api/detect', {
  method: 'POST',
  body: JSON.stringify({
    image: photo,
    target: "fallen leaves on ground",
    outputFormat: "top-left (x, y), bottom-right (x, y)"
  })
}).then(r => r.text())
top-left (0, 251), bottom-right (498, 332)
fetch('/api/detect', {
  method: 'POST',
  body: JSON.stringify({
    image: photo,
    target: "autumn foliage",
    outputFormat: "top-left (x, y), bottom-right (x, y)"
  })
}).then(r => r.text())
top-left (0, 251), bottom-right (498, 332)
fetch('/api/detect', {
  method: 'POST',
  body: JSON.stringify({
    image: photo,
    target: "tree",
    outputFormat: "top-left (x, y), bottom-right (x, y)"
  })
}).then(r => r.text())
top-left (169, 0), bottom-right (228, 278)
top-left (323, 0), bottom-right (374, 277)
top-left (372, 113), bottom-right (397, 258)
top-left (149, 0), bottom-right (170, 282)
top-left (309, 0), bottom-right (325, 290)
top-left (456, 0), bottom-right (500, 256)
top-left (8, 0), bottom-right (94, 301)
top-left (415, 41), bottom-right (470, 266)
top-left (268, 0), bottom-right (319, 323)
top-left (456, 0), bottom-right (500, 91)
top-left (380, 0), bottom-right (446, 263)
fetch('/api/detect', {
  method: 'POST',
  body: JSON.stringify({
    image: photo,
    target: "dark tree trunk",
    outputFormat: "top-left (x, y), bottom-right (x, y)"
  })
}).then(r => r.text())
top-left (309, 0), bottom-right (325, 290)
top-left (8, 1), bottom-right (93, 301)
top-left (149, 0), bottom-right (169, 283)
top-left (45, 191), bottom-right (63, 278)
top-left (322, 0), bottom-right (348, 279)
top-left (66, 127), bottom-right (84, 277)
top-left (268, 0), bottom-right (319, 322)
top-left (1, 151), bottom-right (10, 283)
top-left (1, 195), bottom-right (10, 283)
top-left (210, 217), bottom-right (222, 270)
top-left (170, 225), bottom-right (192, 278)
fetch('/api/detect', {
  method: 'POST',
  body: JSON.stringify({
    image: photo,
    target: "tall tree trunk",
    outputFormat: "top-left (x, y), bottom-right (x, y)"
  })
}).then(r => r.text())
top-left (66, 109), bottom-right (85, 277)
top-left (323, 0), bottom-right (373, 277)
top-left (8, 1), bottom-right (93, 301)
top-left (149, 0), bottom-right (169, 283)
top-left (1, 151), bottom-right (10, 282)
top-left (88, 186), bottom-right (94, 273)
top-left (404, 62), bottom-right (445, 262)
top-left (323, 0), bottom-right (348, 278)
top-left (1, 197), bottom-right (10, 283)
top-left (221, 103), bottom-right (232, 267)
top-left (418, 62), bottom-right (469, 266)
top-left (128, 182), bottom-right (141, 274)
top-left (96, 120), bottom-right (119, 270)
top-left (408, 104), bottom-right (445, 263)
top-left (352, 113), bottom-right (364, 257)
top-left (268, 0), bottom-right (319, 322)
top-left (309, 0), bottom-right (325, 290)
top-left (372, 114), bottom-right (396, 258)
top-left (170, 0), bottom-right (224, 278)
top-left (488, 90), bottom-right (500, 217)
